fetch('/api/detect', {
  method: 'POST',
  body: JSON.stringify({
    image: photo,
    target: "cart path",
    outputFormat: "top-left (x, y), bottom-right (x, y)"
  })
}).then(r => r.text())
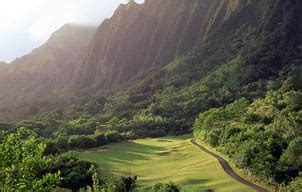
top-left (191, 139), bottom-right (268, 192)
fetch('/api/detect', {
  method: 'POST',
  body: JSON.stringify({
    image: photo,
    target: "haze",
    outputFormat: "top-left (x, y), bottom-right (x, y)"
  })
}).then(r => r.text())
top-left (0, 0), bottom-right (143, 62)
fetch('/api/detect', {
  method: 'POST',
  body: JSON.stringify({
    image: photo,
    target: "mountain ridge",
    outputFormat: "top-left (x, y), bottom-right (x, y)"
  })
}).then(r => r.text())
top-left (77, 0), bottom-right (250, 88)
top-left (0, 0), bottom-right (302, 189)
top-left (0, 24), bottom-right (96, 118)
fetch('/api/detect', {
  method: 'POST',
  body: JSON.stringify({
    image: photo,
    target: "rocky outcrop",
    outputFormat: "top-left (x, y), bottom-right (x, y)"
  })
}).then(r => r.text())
top-left (78, 0), bottom-right (248, 88)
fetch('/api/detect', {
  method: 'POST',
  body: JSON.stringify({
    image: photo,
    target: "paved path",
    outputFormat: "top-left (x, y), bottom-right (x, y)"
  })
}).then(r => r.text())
top-left (191, 139), bottom-right (268, 192)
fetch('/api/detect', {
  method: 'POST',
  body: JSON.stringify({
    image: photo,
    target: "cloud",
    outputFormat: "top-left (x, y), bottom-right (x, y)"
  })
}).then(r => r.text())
top-left (0, 0), bottom-right (141, 62)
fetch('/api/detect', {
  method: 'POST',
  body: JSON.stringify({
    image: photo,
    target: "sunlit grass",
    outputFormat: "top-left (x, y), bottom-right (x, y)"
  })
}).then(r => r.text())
top-left (78, 135), bottom-right (254, 192)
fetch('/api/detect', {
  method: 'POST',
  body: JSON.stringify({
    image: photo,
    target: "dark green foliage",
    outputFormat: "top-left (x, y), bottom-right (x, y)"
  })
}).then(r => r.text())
top-left (46, 131), bottom-right (124, 151)
top-left (1, 0), bottom-right (302, 190)
top-left (286, 175), bottom-right (302, 192)
top-left (115, 175), bottom-right (137, 192)
top-left (92, 174), bottom-right (137, 192)
top-left (151, 182), bottom-right (180, 192)
top-left (105, 113), bottom-right (171, 138)
top-left (46, 153), bottom-right (95, 191)
top-left (194, 88), bottom-right (302, 185)
top-left (281, 137), bottom-right (302, 166)
top-left (59, 117), bottom-right (100, 135)
top-left (3, 0), bottom-right (301, 141)
top-left (104, 130), bottom-right (123, 143)
top-left (93, 132), bottom-right (107, 146)
top-left (68, 135), bottom-right (98, 149)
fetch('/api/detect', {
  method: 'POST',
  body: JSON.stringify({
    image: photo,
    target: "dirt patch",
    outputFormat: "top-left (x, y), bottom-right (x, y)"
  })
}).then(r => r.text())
top-left (157, 139), bottom-right (173, 143)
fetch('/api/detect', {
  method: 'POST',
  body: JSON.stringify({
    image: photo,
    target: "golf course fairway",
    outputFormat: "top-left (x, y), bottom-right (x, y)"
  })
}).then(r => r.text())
top-left (78, 136), bottom-right (255, 191)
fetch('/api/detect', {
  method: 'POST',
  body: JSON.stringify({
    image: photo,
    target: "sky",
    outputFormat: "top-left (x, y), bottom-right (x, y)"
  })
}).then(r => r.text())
top-left (0, 0), bottom-right (144, 63)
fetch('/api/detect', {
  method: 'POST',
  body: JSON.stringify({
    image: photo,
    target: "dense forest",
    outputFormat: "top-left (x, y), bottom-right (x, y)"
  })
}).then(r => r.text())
top-left (1, 0), bottom-right (302, 191)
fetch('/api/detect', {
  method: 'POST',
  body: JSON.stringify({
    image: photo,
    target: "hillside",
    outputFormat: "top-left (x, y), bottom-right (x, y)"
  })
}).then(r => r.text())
top-left (73, 0), bottom-right (302, 188)
top-left (77, 0), bottom-right (247, 88)
top-left (66, 0), bottom-right (302, 135)
top-left (0, 24), bottom-right (96, 119)
top-left (0, 0), bottom-right (302, 190)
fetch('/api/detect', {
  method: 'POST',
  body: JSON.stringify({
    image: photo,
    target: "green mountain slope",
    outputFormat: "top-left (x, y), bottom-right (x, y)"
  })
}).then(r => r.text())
top-left (77, 0), bottom-right (247, 88)
top-left (0, 0), bottom-right (301, 189)
top-left (78, 0), bottom-right (302, 135)
top-left (0, 24), bottom-right (96, 119)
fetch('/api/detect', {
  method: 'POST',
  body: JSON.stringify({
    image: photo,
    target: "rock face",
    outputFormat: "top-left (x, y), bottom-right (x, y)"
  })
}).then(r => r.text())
top-left (2, 0), bottom-right (300, 119)
top-left (78, 0), bottom-right (248, 88)
top-left (0, 24), bottom-right (96, 109)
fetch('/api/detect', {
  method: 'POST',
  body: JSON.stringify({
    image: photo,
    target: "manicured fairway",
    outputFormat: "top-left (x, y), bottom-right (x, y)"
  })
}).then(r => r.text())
top-left (78, 136), bottom-right (254, 192)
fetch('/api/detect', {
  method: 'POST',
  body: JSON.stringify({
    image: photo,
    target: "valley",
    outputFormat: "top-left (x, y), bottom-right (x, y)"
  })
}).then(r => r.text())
top-left (0, 0), bottom-right (301, 191)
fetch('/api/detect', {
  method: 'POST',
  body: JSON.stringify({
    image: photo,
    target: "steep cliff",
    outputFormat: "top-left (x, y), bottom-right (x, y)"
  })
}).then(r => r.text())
top-left (0, 0), bottom-right (302, 189)
top-left (0, 24), bottom-right (96, 115)
top-left (74, 0), bottom-right (302, 131)
top-left (1, 0), bottom-right (301, 121)
top-left (78, 0), bottom-right (249, 88)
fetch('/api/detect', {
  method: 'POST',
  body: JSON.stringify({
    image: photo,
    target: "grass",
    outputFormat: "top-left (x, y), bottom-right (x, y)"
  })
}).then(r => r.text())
top-left (195, 139), bottom-right (272, 191)
top-left (77, 135), bottom-right (255, 192)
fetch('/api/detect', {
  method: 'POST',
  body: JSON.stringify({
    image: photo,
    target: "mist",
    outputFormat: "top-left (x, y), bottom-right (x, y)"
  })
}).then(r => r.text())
top-left (0, 0), bottom-right (144, 62)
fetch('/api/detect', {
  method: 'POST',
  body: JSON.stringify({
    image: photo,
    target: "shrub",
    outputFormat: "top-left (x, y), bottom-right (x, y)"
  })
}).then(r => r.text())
top-left (68, 135), bottom-right (97, 149)
top-left (105, 131), bottom-right (123, 143)
top-left (151, 182), bottom-right (180, 192)
top-left (47, 153), bottom-right (94, 191)
top-left (93, 133), bottom-right (107, 146)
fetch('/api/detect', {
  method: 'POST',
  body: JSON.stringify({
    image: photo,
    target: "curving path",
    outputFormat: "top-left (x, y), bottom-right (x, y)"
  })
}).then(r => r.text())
top-left (191, 139), bottom-right (268, 192)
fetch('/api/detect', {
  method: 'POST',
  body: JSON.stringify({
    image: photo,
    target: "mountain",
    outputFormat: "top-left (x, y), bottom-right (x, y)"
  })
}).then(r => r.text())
top-left (73, 0), bottom-right (302, 124)
top-left (72, 0), bottom-right (302, 187)
top-left (77, 0), bottom-right (248, 88)
top-left (0, 24), bottom-right (96, 118)
top-left (0, 0), bottom-right (300, 122)
top-left (0, 0), bottom-right (301, 120)
top-left (1, 0), bottom-right (302, 189)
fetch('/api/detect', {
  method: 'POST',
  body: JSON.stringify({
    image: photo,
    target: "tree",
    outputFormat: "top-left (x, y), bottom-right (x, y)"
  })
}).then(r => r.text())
top-left (152, 182), bottom-right (180, 192)
top-left (47, 153), bottom-right (94, 191)
top-left (0, 129), bottom-right (60, 191)
top-left (281, 137), bottom-right (302, 165)
top-left (68, 135), bottom-right (97, 149)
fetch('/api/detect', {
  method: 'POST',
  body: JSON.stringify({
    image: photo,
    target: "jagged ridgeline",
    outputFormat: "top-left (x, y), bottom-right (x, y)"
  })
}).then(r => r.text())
top-left (0, 0), bottom-right (299, 121)
top-left (0, 0), bottom-right (295, 119)
top-left (77, 0), bottom-right (251, 87)
top-left (73, 0), bottom-right (302, 132)
top-left (0, 0), bottom-right (302, 190)
top-left (0, 25), bottom-right (96, 119)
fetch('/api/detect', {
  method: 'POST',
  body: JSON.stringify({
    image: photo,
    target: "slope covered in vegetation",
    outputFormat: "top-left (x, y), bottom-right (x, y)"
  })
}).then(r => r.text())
top-left (0, 0), bottom-right (302, 190)
top-left (194, 88), bottom-right (302, 188)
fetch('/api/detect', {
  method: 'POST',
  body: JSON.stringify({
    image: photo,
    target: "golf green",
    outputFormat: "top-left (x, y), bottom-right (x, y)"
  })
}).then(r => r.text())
top-left (78, 136), bottom-right (254, 191)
